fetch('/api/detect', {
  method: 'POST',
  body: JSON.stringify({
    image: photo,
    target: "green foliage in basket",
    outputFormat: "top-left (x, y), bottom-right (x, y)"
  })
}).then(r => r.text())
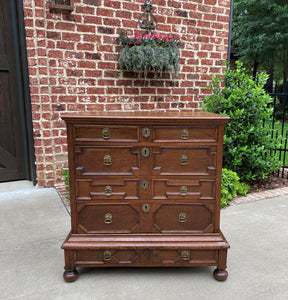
top-left (118, 32), bottom-right (181, 77)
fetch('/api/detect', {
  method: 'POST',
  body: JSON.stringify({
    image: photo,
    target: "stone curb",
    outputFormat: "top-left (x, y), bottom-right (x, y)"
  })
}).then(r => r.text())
top-left (230, 186), bottom-right (288, 205)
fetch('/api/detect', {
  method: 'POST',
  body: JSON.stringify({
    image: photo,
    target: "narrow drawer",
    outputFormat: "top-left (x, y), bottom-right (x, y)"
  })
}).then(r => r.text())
top-left (77, 203), bottom-right (140, 234)
top-left (152, 249), bottom-right (217, 265)
top-left (74, 125), bottom-right (139, 142)
top-left (152, 179), bottom-right (215, 201)
top-left (153, 126), bottom-right (217, 142)
top-left (76, 250), bottom-right (140, 265)
top-left (76, 179), bottom-right (140, 201)
top-left (153, 146), bottom-right (216, 176)
top-left (153, 203), bottom-right (214, 233)
top-left (75, 146), bottom-right (140, 176)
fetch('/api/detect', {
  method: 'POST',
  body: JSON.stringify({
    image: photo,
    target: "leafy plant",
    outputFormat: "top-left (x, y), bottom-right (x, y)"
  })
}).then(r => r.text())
top-left (61, 168), bottom-right (70, 200)
top-left (221, 168), bottom-right (250, 208)
top-left (118, 32), bottom-right (181, 77)
top-left (202, 62), bottom-right (281, 181)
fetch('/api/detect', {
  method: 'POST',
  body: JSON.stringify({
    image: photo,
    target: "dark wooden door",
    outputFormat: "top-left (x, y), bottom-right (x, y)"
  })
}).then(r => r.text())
top-left (0, 0), bottom-right (27, 181)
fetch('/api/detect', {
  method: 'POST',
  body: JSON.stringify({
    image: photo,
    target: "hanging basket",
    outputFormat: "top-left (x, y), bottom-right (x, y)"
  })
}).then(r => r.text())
top-left (118, 33), bottom-right (181, 78)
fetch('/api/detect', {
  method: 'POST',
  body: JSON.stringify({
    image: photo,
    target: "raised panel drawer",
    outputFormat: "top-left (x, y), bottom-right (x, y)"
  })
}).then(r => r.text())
top-left (76, 179), bottom-right (140, 201)
top-left (76, 250), bottom-right (140, 265)
top-left (77, 203), bottom-right (140, 234)
top-left (153, 126), bottom-right (217, 142)
top-left (75, 146), bottom-right (140, 176)
top-left (153, 146), bottom-right (216, 176)
top-left (152, 179), bottom-right (215, 201)
top-left (153, 203), bottom-right (214, 233)
top-left (74, 125), bottom-right (139, 143)
top-left (152, 249), bottom-right (217, 265)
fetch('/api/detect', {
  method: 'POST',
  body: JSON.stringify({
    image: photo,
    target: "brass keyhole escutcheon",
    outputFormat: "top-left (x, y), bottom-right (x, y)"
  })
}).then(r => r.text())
top-left (181, 250), bottom-right (190, 261)
top-left (181, 129), bottom-right (189, 140)
top-left (180, 185), bottom-right (188, 196)
top-left (142, 127), bottom-right (150, 138)
top-left (104, 212), bottom-right (112, 224)
top-left (104, 155), bottom-right (112, 166)
top-left (105, 185), bottom-right (112, 196)
top-left (142, 203), bottom-right (150, 213)
top-left (180, 154), bottom-right (188, 166)
top-left (104, 250), bottom-right (112, 261)
top-left (179, 212), bottom-right (187, 223)
top-left (141, 180), bottom-right (149, 190)
top-left (141, 147), bottom-right (150, 158)
top-left (102, 128), bottom-right (111, 139)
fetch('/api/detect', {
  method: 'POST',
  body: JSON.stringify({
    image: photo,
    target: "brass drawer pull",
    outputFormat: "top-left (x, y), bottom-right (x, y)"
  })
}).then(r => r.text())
top-left (179, 212), bottom-right (187, 223)
top-left (181, 250), bottom-right (190, 261)
top-left (181, 129), bottom-right (189, 140)
top-left (180, 185), bottom-right (187, 196)
top-left (141, 180), bottom-right (149, 190)
top-left (141, 147), bottom-right (150, 157)
top-left (104, 155), bottom-right (112, 166)
top-left (104, 250), bottom-right (112, 261)
top-left (180, 154), bottom-right (188, 166)
top-left (142, 203), bottom-right (150, 213)
top-left (104, 212), bottom-right (112, 224)
top-left (102, 128), bottom-right (111, 139)
top-left (105, 185), bottom-right (112, 196)
top-left (142, 127), bottom-right (150, 138)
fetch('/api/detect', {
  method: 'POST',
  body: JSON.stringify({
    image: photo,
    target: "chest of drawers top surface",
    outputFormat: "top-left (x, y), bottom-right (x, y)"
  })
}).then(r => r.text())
top-left (62, 111), bottom-right (229, 125)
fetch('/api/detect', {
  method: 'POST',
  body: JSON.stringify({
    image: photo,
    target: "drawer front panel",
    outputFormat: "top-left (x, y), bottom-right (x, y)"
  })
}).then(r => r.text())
top-left (74, 125), bottom-right (139, 142)
top-left (152, 179), bottom-right (215, 201)
top-left (76, 179), bottom-right (140, 201)
top-left (75, 146), bottom-right (140, 176)
top-left (153, 126), bottom-right (217, 142)
top-left (153, 203), bottom-right (214, 233)
top-left (76, 250), bottom-right (140, 265)
top-left (153, 146), bottom-right (216, 176)
top-left (152, 249), bottom-right (217, 265)
top-left (77, 203), bottom-right (140, 233)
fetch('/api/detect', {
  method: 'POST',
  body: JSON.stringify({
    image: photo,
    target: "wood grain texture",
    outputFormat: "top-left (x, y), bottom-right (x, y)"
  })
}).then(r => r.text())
top-left (62, 112), bottom-right (230, 282)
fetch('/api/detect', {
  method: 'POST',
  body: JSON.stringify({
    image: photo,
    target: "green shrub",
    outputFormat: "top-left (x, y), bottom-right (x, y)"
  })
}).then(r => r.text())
top-left (202, 62), bottom-right (281, 181)
top-left (61, 168), bottom-right (70, 200)
top-left (221, 168), bottom-right (250, 208)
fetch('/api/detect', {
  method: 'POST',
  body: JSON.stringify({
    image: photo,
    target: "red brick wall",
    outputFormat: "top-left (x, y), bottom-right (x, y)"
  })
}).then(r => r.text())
top-left (23, 0), bottom-right (231, 187)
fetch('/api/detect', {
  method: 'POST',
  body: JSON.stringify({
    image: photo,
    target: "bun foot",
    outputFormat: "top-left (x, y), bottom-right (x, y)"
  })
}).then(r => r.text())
top-left (213, 268), bottom-right (228, 281)
top-left (63, 269), bottom-right (79, 282)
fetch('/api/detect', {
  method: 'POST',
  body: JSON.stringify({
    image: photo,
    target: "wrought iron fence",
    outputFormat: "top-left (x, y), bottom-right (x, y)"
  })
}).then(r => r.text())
top-left (268, 80), bottom-right (288, 178)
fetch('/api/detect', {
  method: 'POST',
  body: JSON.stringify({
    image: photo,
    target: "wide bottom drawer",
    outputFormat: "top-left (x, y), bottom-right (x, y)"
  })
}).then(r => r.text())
top-left (74, 249), bottom-right (217, 267)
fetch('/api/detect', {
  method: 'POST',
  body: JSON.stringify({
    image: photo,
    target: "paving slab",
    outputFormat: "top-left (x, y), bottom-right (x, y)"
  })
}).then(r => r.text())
top-left (0, 181), bottom-right (287, 300)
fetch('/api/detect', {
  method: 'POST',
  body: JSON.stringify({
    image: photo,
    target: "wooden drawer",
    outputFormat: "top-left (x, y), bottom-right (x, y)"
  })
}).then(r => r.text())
top-left (152, 179), bottom-right (215, 201)
top-left (74, 125), bottom-right (139, 143)
top-left (77, 203), bottom-right (140, 234)
top-left (152, 249), bottom-right (217, 265)
top-left (153, 146), bottom-right (216, 176)
top-left (76, 250), bottom-right (140, 265)
top-left (76, 179), bottom-right (140, 201)
top-left (75, 146), bottom-right (140, 176)
top-left (153, 126), bottom-right (217, 142)
top-left (153, 203), bottom-right (214, 233)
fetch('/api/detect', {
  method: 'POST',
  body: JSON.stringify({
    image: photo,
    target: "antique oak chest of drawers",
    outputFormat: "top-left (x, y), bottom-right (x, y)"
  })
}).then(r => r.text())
top-left (61, 111), bottom-right (230, 282)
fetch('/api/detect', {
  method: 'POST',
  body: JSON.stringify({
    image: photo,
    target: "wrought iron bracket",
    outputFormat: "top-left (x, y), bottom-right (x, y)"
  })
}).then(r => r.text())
top-left (138, 0), bottom-right (158, 34)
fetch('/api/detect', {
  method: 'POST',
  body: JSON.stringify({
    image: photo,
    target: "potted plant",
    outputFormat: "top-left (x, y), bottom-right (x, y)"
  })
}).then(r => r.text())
top-left (118, 31), bottom-right (181, 78)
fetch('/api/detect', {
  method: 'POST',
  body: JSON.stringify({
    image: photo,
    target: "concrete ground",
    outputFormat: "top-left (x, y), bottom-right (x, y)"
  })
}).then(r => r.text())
top-left (0, 181), bottom-right (287, 300)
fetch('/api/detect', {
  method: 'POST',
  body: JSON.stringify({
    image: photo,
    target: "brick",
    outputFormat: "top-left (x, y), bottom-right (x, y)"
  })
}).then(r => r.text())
top-left (83, 0), bottom-right (100, 5)
top-left (77, 24), bottom-right (95, 33)
top-left (76, 6), bottom-right (95, 15)
top-left (97, 8), bottom-right (115, 17)
top-left (55, 22), bottom-right (76, 31)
